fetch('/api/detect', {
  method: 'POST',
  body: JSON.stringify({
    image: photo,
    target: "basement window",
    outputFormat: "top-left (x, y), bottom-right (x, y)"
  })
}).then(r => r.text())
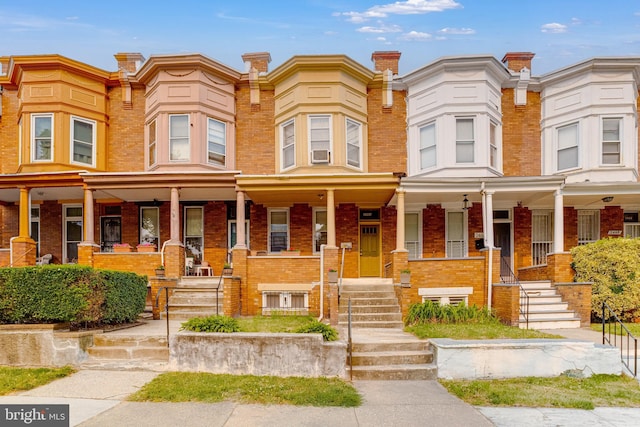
top-left (262, 291), bottom-right (308, 315)
top-left (418, 287), bottom-right (473, 306)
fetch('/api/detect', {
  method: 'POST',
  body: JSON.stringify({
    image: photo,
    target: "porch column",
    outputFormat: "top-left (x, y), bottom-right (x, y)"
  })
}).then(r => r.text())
top-left (83, 188), bottom-right (95, 244)
top-left (553, 189), bottom-right (564, 253)
top-left (18, 186), bottom-right (30, 238)
top-left (395, 189), bottom-right (406, 251)
top-left (235, 190), bottom-right (246, 248)
top-left (326, 189), bottom-right (336, 247)
top-left (170, 187), bottom-right (180, 243)
top-left (484, 190), bottom-right (494, 248)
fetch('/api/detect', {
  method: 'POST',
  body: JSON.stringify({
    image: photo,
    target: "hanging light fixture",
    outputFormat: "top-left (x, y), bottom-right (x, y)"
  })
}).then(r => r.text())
top-left (463, 194), bottom-right (470, 210)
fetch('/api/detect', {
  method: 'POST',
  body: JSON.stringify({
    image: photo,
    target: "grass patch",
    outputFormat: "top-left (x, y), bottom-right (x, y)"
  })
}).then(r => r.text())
top-left (591, 322), bottom-right (640, 337)
top-left (0, 366), bottom-right (75, 396)
top-left (128, 372), bottom-right (361, 407)
top-left (237, 315), bottom-right (319, 333)
top-left (406, 321), bottom-right (563, 340)
top-left (440, 374), bottom-right (640, 409)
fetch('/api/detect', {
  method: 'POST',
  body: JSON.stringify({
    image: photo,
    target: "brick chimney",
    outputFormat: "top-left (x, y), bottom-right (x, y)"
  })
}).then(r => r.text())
top-left (114, 53), bottom-right (145, 73)
top-left (371, 51), bottom-right (401, 75)
top-left (242, 52), bottom-right (271, 73)
top-left (501, 52), bottom-right (535, 73)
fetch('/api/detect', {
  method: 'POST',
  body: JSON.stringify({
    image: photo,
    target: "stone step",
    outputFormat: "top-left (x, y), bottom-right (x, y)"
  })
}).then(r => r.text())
top-left (170, 296), bottom-right (221, 305)
top-left (340, 291), bottom-right (397, 299)
top-left (340, 284), bottom-right (395, 292)
top-left (164, 311), bottom-right (220, 320)
top-left (87, 345), bottom-right (169, 360)
top-left (340, 297), bottom-right (399, 306)
top-left (92, 334), bottom-right (167, 347)
top-left (340, 320), bottom-right (404, 329)
top-left (350, 350), bottom-right (433, 366)
top-left (340, 278), bottom-right (393, 286)
top-left (519, 281), bottom-right (552, 290)
top-left (524, 310), bottom-right (578, 320)
top-left (520, 318), bottom-right (582, 330)
top-left (339, 304), bottom-right (401, 314)
top-left (167, 303), bottom-right (222, 313)
top-left (348, 364), bottom-right (437, 380)
top-left (351, 341), bottom-right (429, 353)
top-left (525, 295), bottom-right (563, 304)
top-left (522, 288), bottom-right (560, 297)
top-left (338, 312), bottom-right (402, 323)
top-left (526, 301), bottom-right (569, 311)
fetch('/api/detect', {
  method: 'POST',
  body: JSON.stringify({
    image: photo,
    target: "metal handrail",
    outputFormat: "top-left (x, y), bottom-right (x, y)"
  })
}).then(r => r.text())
top-left (348, 297), bottom-right (353, 381)
top-left (602, 301), bottom-right (638, 378)
top-left (154, 286), bottom-right (171, 347)
top-left (500, 256), bottom-right (529, 329)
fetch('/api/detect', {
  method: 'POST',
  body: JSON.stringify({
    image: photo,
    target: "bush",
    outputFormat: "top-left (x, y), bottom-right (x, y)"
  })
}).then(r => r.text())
top-left (180, 315), bottom-right (240, 333)
top-left (404, 300), bottom-right (494, 326)
top-left (571, 238), bottom-right (640, 321)
top-left (99, 270), bottom-right (148, 323)
top-left (295, 320), bottom-right (338, 341)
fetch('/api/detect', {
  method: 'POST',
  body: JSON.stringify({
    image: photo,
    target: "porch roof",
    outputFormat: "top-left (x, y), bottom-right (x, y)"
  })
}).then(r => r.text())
top-left (0, 171), bottom-right (85, 203)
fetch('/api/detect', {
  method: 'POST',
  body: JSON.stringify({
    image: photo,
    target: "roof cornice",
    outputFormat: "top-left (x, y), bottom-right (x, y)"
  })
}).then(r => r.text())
top-left (135, 53), bottom-right (242, 84)
top-left (267, 54), bottom-right (376, 86)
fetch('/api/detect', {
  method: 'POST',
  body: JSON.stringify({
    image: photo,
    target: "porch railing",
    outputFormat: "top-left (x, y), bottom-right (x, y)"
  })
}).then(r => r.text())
top-left (500, 256), bottom-right (529, 329)
top-left (602, 301), bottom-right (638, 378)
top-left (154, 286), bottom-right (171, 347)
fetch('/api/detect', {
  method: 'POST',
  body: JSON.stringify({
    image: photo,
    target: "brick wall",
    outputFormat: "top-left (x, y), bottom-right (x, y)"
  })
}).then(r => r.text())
top-left (40, 201), bottom-right (62, 264)
top-left (93, 253), bottom-right (161, 276)
top-left (335, 203), bottom-right (359, 277)
top-left (250, 204), bottom-right (268, 252)
top-left (513, 206), bottom-right (532, 270)
top-left (564, 207), bottom-right (578, 250)
top-left (290, 204), bottom-right (312, 254)
top-left (203, 201), bottom-right (228, 268)
top-left (0, 87), bottom-right (19, 174)
top-left (492, 284), bottom-right (520, 326)
top-left (1, 205), bottom-right (18, 249)
top-left (422, 205), bottom-right (445, 257)
top-left (467, 203), bottom-right (483, 256)
top-left (601, 206), bottom-right (624, 238)
top-left (381, 206), bottom-right (396, 267)
top-left (367, 89), bottom-right (407, 174)
top-left (235, 86), bottom-right (276, 174)
top-left (501, 88), bottom-right (541, 177)
top-left (556, 283), bottom-right (592, 327)
top-left (106, 86), bottom-right (145, 172)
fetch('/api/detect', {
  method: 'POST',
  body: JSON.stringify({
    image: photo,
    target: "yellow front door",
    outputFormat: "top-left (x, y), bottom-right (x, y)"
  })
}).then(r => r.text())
top-left (360, 225), bottom-right (380, 277)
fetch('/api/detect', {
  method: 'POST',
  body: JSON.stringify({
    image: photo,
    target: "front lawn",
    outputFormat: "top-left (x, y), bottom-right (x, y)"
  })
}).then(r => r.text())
top-left (406, 322), bottom-right (562, 340)
top-left (0, 366), bottom-right (75, 395)
top-left (237, 315), bottom-right (319, 333)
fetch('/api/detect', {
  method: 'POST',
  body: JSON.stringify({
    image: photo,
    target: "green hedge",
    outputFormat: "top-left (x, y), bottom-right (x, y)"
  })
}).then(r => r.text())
top-left (0, 265), bottom-right (147, 326)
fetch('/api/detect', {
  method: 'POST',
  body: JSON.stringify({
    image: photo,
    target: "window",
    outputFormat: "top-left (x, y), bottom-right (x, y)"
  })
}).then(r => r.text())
top-left (32, 114), bottom-right (53, 161)
top-left (602, 118), bottom-right (621, 165)
top-left (309, 115), bottom-right (331, 163)
top-left (624, 211), bottom-right (640, 238)
top-left (346, 118), bottom-right (361, 168)
top-left (455, 118), bottom-right (474, 163)
top-left (405, 212), bottom-right (420, 259)
top-left (184, 207), bottom-right (203, 264)
top-left (490, 121), bottom-right (497, 168)
top-left (140, 207), bottom-right (159, 248)
top-left (63, 205), bottom-right (82, 264)
top-left (228, 220), bottom-right (250, 250)
top-left (281, 120), bottom-right (295, 169)
top-left (207, 118), bottom-right (226, 166)
top-left (419, 122), bottom-right (436, 169)
top-left (148, 120), bottom-right (157, 167)
top-left (268, 209), bottom-right (289, 253)
top-left (71, 117), bottom-right (95, 166)
top-left (170, 114), bottom-right (189, 161)
top-left (557, 122), bottom-right (578, 171)
top-left (532, 210), bottom-right (553, 265)
top-left (313, 209), bottom-right (327, 253)
top-left (30, 206), bottom-right (40, 257)
top-left (578, 210), bottom-right (600, 245)
top-left (446, 211), bottom-right (466, 257)
top-left (262, 291), bottom-right (308, 314)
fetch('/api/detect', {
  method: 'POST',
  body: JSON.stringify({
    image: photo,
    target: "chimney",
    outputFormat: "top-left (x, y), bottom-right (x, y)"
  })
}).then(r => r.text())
top-left (371, 51), bottom-right (401, 75)
top-left (114, 53), bottom-right (145, 73)
top-left (501, 52), bottom-right (535, 73)
top-left (242, 52), bottom-right (271, 73)
top-left (0, 57), bottom-right (8, 76)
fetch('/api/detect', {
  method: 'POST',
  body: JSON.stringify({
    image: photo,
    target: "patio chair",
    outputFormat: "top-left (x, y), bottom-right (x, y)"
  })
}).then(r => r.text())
top-left (185, 257), bottom-right (194, 276)
top-left (36, 254), bottom-right (52, 265)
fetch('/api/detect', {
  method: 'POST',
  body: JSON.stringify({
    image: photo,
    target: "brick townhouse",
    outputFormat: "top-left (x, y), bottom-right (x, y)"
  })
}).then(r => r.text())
top-left (0, 49), bottom-right (639, 326)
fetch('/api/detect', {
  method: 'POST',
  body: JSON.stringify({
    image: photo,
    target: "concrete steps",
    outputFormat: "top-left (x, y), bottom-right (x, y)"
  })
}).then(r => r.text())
top-left (85, 334), bottom-right (169, 367)
top-left (338, 279), bottom-right (403, 329)
top-left (519, 280), bottom-right (581, 330)
top-left (161, 277), bottom-right (223, 320)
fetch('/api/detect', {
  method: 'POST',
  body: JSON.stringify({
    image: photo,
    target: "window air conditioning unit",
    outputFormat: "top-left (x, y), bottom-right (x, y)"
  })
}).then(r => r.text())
top-left (311, 149), bottom-right (329, 163)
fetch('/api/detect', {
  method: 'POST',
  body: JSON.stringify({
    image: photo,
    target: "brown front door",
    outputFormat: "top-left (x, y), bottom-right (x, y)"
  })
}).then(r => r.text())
top-left (360, 225), bottom-right (380, 277)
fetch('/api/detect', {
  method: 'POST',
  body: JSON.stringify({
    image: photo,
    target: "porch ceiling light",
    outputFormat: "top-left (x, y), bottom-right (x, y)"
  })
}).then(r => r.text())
top-left (602, 196), bottom-right (614, 203)
top-left (463, 194), bottom-right (470, 210)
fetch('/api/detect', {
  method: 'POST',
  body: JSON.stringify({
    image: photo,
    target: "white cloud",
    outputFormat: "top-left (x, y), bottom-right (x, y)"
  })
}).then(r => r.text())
top-left (376, 36), bottom-right (387, 41)
top-left (400, 30), bottom-right (433, 41)
top-left (570, 17), bottom-right (581, 25)
top-left (357, 23), bottom-right (402, 33)
top-left (541, 23), bottom-right (568, 33)
top-left (339, 0), bottom-right (462, 23)
top-left (438, 27), bottom-right (475, 35)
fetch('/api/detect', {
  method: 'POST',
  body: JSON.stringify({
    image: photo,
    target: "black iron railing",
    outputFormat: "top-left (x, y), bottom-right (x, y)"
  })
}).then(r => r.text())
top-left (602, 301), bottom-right (638, 378)
top-left (154, 286), bottom-right (171, 347)
top-left (500, 257), bottom-right (529, 329)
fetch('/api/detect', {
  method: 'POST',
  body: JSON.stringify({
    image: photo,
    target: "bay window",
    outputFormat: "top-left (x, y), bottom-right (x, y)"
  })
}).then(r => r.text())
top-left (170, 114), bottom-right (190, 161)
top-left (602, 118), bottom-right (621, 165)
top-left (557, 122), bottom-right (578, 171)
top-left (71, 116), bottom-right (95, 166)
top-left (346, 118), bottom-right (361, 168)
top-left (419, 122), bottom-right (436, 169)
top-left (208, 118), bottom-right (226, 165)
top-left (281, 119), bottom-right (295, 169)
top-left (455, 118), bottom-right (474, 163)
top-left (32, 114), bottom-right (53, 161)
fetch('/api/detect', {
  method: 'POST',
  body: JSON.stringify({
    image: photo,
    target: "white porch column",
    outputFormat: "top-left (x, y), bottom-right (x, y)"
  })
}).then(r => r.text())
top-left (235, 190), bottom-right (247, 248)
top-left (326, 189), bottom-right (336, 247)
top-left (395, 190), bottom-right (406, 251)
top-left (484, 190), bottom-right (494, 248)
top-left (553, 188), bottom-right (564, 253)
top-left (83, 188), bottom-right (95, 243)
top-left (170, 187), bottom-right (180, 243)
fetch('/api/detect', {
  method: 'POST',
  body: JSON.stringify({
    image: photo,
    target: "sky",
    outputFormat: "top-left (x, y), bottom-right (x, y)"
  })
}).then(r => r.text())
top-left (1, 0), bottom-right (640, 76)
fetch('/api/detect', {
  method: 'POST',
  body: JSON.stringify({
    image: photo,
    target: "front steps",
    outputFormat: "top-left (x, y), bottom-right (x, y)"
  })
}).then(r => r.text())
top-left (162, 276), bottom-right (223, 320)
top-left (338, 278), bottom-right (403, 329)
top-left (519, 280), bottom-right (581, 329)
top-left (83, 333), bottom-right (169, 370)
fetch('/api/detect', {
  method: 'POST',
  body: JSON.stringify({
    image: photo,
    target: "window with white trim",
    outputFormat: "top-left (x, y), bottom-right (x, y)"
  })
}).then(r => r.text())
top-left (32, 113), bottom-right (53, 161)
top-left (490, 121), bottom-right (497, 168)
top-left (309, 115), bottom-right (331, 163)
top-left (578, 210), bottom-right (600, 245)
top-left (532, 210), bottom-right (553, 265)
top-left (455, 118), bottom-right (474, 163)
top-left (71, 116), bottom-right (95, 166)
top-left (446, 211), bottom-right (466, 257)
top-left (281, 119), bottom-right (295, 169)
top-left (313, 209), bottom-right (327, 253)
top-left (268, 209), bottom-right (289, 253)
top-left (405, 212), bottom-right (420, 259)
top-left (169, 114), bottom-right (189, 161)
top-left (624, 211), bottom-right (640, 238)
top-left (602, 118), bottom-right (621, 165)
top-left (140, 207), bottom-right (160, 248)
top-left (207, 118), bottom-right (226, 166)
top-left (419, 122), bottom-right (436, 169)
top-left (148, 119), bottom-right (157, 167)
top-left (346, 118), bottom-right (361, 168)
top-left (262, 291), bottom-right (308, 314)
top-left (184, 207), bottom-right (203, 264)
top-left (557, 122), bottom-right (578, 171)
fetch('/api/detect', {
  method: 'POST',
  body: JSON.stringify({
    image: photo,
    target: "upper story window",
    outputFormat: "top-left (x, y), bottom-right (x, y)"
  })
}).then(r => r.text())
top-left (346, 118), bottom-right (362, 168)
top-left (419, 122), bottom-right (436, 169)
top-left (148, 120), bottom-right (157, 167)
top-left (281, 119), bottom-right (295, 170)
top-left (455, 118), bottom-right (474, 163)
top-left (207, 118), bottom-right (226, 166)
top-left (32, 114), bottom-right (53, 162)
top-left (309, 115), bottom-right (331, 164)
top-left (490, 121), bottom-right (497, 168)
top-left (602, 118), bottom-right (621, 165)
top-left (557, 122), bottom-right (579, 171)
top-left (71, 116), bottom-right (95, 166)
top-left (170, 114), bottom-right (190, 161)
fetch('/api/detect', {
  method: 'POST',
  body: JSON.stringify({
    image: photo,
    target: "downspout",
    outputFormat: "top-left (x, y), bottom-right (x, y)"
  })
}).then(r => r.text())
top-left (9, 236), bottom-right (16, 266)
top-left (318, 244), bottom-right (326, 321)
top-left (481, 182), bottom-right (493, 310)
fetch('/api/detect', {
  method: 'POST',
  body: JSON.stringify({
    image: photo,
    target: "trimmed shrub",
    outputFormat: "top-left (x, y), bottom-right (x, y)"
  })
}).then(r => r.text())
top-left (295, 320), bottom-right (339, 341)
top-left (571, 238), bottom-right (640, 321)
top-left (180, 315), bottom-right (241, 333)
top-left (404, 300), bottom-right (495, 326)
top-left (99, 270), bottom-right (147, 323)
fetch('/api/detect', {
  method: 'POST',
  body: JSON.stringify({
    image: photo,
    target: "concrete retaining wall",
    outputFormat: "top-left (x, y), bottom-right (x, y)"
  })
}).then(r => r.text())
top-left (169, 332), bottom-right (347, 377)
top-left (0, 324), bottom-right (93, 366)
top-left (431, 338), bottom-right (621, 379)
